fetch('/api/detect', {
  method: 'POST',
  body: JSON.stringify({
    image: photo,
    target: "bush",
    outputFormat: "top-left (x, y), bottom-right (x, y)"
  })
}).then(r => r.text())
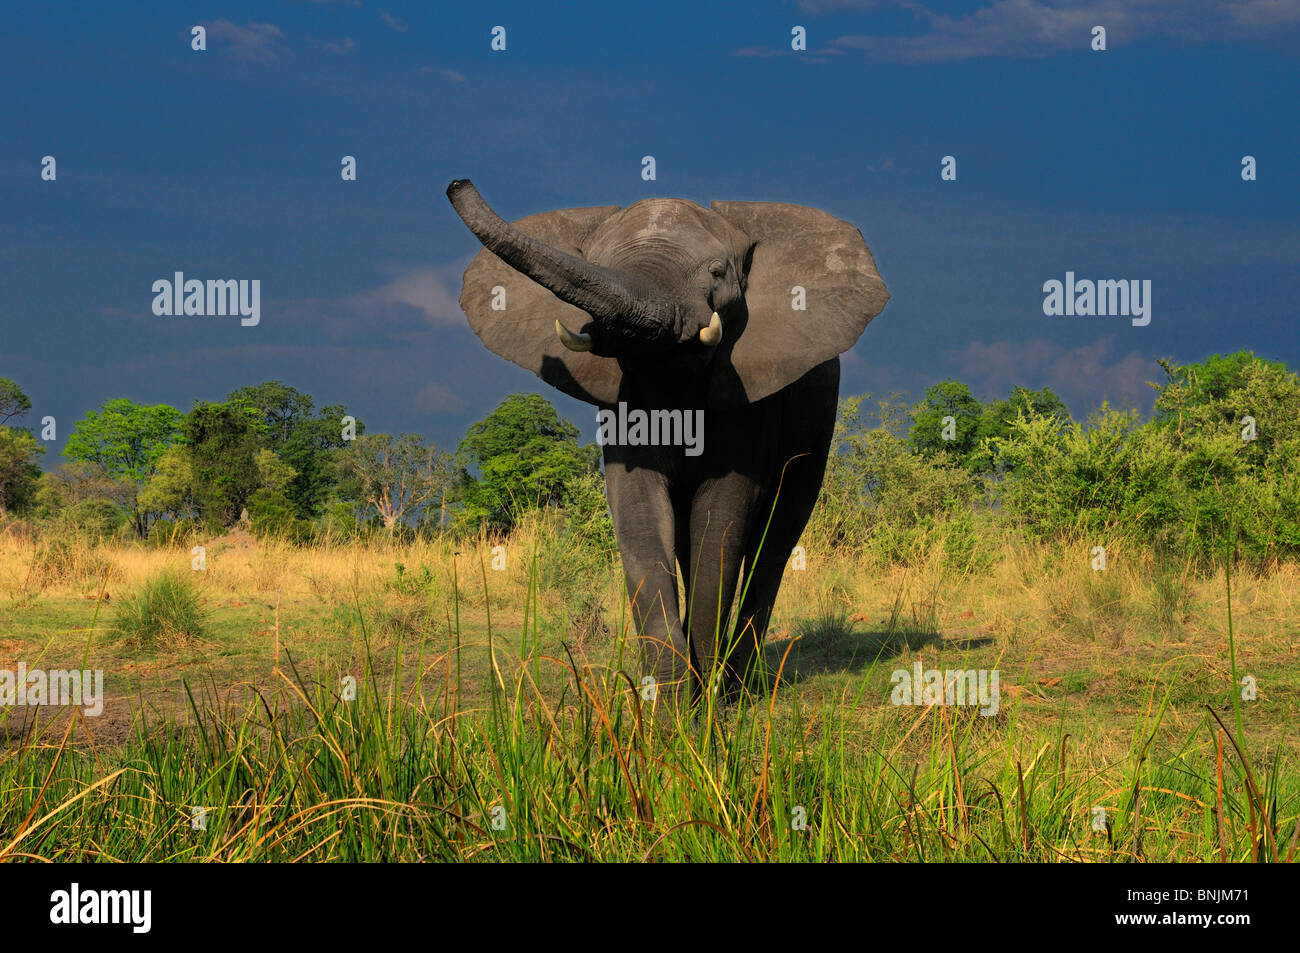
top-left (110, 571), bottom-right (208, 649)
top-left (810, 396), bottom-right (978, 565)
top-left (248, 489), bottom-right (310, 543)
top-left (994, 353), bottom-right (1300, 567)
top-left (56, 500), bottom-right (129, 541)
top-left (316, 501), bottom-right (358, 542)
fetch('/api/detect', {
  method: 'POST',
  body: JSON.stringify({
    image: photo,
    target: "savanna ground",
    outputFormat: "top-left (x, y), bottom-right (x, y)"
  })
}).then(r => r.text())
top-left (1, 509), bottom-right (1296, 862)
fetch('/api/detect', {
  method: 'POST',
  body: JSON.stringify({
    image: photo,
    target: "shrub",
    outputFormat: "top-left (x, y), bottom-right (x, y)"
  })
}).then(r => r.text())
top-left (57, 500), bottom-right (129, 541)
top-left (994, 353), bottom-right (1300, 567)
top-left (316, 501), bottom-right (358, 542)
top-left (248, 489), bottom-right (310, 543)
top-left (110, 571), bottom-right (208, 649)
top-left (810, 395), bottom-right (977, 565)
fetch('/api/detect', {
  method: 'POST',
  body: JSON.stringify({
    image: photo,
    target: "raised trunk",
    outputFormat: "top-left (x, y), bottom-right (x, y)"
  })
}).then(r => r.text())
top-left (446, 179), bottom-right (677, 341)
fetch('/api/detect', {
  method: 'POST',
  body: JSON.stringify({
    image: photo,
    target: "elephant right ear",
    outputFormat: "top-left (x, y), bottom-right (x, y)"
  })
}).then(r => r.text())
top-left (457, 206), bottom-right (624, 406)
top-left (709, 201), bottom-right (889, 406)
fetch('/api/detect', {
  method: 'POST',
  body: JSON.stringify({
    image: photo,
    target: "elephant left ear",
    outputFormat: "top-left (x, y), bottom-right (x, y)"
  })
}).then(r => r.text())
top-left (709, 201), bottom-right (889, 405)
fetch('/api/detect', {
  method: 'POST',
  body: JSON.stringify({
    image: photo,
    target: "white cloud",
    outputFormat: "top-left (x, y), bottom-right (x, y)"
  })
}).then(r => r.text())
top-left (418, 66), bottom-right (467, 83)
top-left (351, 263), bottom-right (467, 329)
top-left (203, 20), bottom-right (285, 62)
top-left (948, 336), bottom-right (1156, 412)
top-left (414, 381), bottom-right (464, 413)
top-left (828, 1), bottom-right (1300, 62)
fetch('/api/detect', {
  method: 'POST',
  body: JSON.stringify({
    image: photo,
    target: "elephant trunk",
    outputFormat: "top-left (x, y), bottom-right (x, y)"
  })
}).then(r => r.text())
top-left (447, 180), bottom-right (676, 342)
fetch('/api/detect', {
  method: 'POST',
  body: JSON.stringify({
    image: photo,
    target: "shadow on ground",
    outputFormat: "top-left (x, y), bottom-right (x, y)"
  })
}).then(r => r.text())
top-left (758, 612), bottom-right (994, 688)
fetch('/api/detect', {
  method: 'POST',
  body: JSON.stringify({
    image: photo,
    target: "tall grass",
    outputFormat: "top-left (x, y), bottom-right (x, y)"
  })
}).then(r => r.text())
top-left (1, 534), bottom-right (1294, 863)
top-left (109, 571), bottom-right (209, 649)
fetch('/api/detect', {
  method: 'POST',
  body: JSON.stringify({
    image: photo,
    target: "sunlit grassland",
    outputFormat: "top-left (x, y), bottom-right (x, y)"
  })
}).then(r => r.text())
top-left (0, 513), bottom-right (1296, 862)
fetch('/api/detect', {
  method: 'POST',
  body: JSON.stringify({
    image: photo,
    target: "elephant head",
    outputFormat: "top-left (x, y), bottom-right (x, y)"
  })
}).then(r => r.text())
top-left (446, 180), bottom-right (889, 408)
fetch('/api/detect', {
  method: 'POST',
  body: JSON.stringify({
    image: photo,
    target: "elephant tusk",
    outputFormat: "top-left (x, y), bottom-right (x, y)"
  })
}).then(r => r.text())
top-left (699, 311), bottom-right (723, 346)
top-left (555, 319), bottom-right (593, 352)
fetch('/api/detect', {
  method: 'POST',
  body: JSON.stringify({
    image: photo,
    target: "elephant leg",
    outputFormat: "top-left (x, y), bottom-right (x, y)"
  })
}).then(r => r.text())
top-left (681, 473), bottom-right (758, 701)
top-left (730, 480), bottom-right (815, 697)
top-left (731, 362), bottom-right (839, 698)
top-left (603, 462), bottom-right (692, 705)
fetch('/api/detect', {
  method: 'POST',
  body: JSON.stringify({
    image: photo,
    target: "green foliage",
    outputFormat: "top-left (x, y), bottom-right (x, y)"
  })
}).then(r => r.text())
top-left (58, 500), bottom-right (130, 540)
top-left (317, 501), bottom-right (359, 541)
top-left (996, 352), bottom-right (1300, 565)
top-left (181, 399), bottom-right (267, 528)
top-left (254, 448), bottom-right (296, 495)
top-left (63, 399), bottom-right (182, 536)
top-left (908, 379), bottom-right (983, 464)
top-left (32, 463), bottom-right (138, 537)
top-left (969, 385), bottom-right (1069, 473)
top-left (64, 399), bottom-right (182, 484)
top-left (0, 425), bottom-right (44, 514)
top-left (0, 377), bottom-right (33, 425)
top-left (248, 488), bottom-right (310, 542)
top-left (815, 395), bottom-right (978, 565)
top-left (456, 394), bottom-right (601, 532)
top-left (110, 571), bottom-right (209, 649)
top-left (138, 448), bottom-right (196, 520)
top-left (909, 378), bottom-right (1068, 473)
top-left (228, 381), bottom-right (362, 518)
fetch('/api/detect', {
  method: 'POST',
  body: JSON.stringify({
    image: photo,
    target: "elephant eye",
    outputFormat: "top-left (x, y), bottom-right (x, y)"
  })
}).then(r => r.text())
top-left (708, 259), bottom-right (726, 278)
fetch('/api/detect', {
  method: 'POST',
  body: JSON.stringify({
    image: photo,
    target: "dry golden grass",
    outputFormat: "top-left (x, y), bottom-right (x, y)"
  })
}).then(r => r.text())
top-left (1, 514), bottom-right (1295, 862)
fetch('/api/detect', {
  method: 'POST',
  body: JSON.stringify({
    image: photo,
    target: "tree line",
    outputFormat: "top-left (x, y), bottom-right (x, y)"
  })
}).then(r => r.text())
top-left (0, 381), bottom-right (602, 542)
top-left (2, 350), bottom-right (1296, 563)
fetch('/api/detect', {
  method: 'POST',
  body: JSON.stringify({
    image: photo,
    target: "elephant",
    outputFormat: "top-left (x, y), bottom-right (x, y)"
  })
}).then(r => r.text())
top-left (446, 179), bottom-right (889, 707)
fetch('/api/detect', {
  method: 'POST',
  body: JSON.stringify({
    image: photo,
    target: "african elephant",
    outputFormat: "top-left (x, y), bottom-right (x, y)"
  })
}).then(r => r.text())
top-left (447, 179), bottom-right (888, 706)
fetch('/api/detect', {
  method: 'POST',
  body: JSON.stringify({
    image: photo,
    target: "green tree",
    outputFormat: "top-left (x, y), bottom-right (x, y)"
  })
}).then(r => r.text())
top-left (138, 448), bottom-right (197, 521)
top-left (0, 377), bottom-right (33, 425)
top-left (182, 399), bottom-right (268, 527)
top-left (63, 399), bottom-right (182, 535)
top-left (228, 381), bottom-right (362, 518)
top-left (0, 426), bottom-right (44, 515)
top-left (968, 385), bottom-right (1070, 472)
top-left (910, 380), bottom-right (1069, 474)
top-left (908, 379), bottom-right (983, 463)
top-left (456, 394), bottom-right (601, 531)
top-left (341, 433), bottom-right (454, 532)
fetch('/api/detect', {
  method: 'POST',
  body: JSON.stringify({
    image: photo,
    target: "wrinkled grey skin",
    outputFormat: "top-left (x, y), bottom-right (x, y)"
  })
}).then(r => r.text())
top-left (447, 179), bottom-right (888, 706)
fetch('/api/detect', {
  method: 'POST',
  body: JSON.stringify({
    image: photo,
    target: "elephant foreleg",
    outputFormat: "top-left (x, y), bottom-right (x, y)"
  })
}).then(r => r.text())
top-left (681, 473), bottom-right (759, 702)
top-left (603, 462), bottom-right (691, 706)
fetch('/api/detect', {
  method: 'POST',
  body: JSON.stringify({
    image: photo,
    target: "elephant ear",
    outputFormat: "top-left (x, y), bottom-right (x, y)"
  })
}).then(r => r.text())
top-left (458, 205), bottom-right (624, 405)
top-left (709, 201), bottom-right (889, 406)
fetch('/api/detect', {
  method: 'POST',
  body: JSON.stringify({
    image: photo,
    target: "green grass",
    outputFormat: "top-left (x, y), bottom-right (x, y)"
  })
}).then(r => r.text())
top-left (108, 571), bottom-right (209, 650)
top-left (1, 548), bottom-right (1296, 863)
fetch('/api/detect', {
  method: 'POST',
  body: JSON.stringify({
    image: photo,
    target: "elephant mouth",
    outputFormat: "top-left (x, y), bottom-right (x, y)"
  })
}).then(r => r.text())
top-left (447, 179), bottom-right (723, 356)
top-left (554, 311), bottom-right (723, 354)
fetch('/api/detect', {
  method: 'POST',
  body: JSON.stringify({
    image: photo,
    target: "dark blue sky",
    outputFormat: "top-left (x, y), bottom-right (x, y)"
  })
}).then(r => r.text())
top-left (4, 1), bottom-right (1298, 459)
